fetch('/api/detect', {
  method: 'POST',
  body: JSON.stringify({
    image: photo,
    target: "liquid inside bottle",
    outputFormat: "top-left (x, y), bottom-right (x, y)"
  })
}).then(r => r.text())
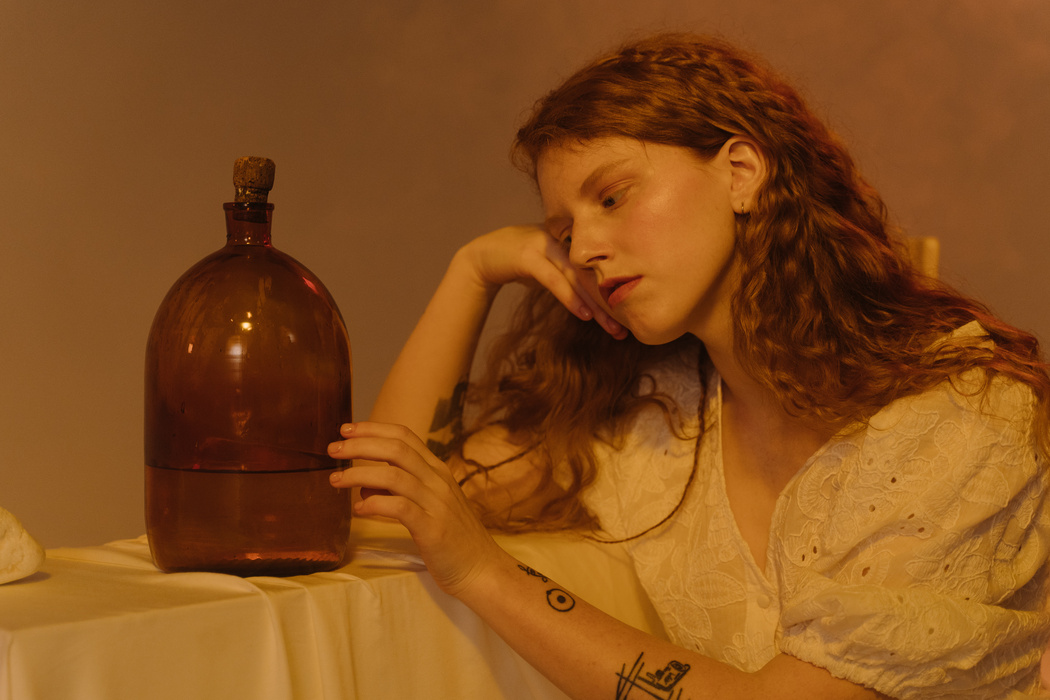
top-left (144, 157), bottom-right (352, 576)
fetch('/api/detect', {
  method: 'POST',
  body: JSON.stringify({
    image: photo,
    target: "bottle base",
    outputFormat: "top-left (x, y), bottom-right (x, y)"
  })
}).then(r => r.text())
top-left (145, 464), bottom-right (352, 577)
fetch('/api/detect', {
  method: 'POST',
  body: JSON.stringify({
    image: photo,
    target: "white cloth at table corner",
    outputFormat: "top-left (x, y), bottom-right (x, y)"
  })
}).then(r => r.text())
top-left (582, 321), bottom-right (1050, 699)
top-left (0, 506), bottom-right (45, 584)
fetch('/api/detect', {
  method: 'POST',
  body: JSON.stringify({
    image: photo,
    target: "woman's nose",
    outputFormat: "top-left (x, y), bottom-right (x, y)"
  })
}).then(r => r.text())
top-left (567, 224), bottom-right (611, 268)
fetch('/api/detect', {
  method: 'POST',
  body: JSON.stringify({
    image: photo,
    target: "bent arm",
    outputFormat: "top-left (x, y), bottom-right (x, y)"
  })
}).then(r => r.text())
top-left (367, 245), bottom-right (495, 449)
top-left (368, 225), bottom-right (624, 451)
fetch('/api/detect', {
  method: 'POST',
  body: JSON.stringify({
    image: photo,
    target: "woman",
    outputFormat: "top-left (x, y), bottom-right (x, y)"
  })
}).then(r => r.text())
top-left (328, 34), bottom-right (1050, 698)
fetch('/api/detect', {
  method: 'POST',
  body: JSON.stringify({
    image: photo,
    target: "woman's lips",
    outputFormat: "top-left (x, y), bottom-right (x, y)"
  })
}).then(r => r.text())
top-left (601, 276), bottom-right (641, 308)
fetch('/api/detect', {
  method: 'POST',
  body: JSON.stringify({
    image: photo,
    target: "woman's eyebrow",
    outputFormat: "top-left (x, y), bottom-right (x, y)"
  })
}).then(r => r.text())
top-left (579, 158), bottom-right (631, 195)
top-left (542, 157), bottom-right (633, 232)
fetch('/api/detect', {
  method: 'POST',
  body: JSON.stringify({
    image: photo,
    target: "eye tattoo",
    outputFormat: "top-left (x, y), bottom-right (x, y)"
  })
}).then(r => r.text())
top-left (518, 564), bottom-right (575, 611)
top-left (546, 588), bottom-right (575, 612)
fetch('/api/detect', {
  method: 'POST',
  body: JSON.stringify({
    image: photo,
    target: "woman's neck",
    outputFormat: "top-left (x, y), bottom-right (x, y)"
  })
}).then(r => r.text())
top-left (701, 317), bottom-right (839, 474)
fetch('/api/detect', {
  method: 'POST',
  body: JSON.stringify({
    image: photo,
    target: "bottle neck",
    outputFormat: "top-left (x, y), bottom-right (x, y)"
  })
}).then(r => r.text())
top-left (224, 202), bottom-right (273, 246)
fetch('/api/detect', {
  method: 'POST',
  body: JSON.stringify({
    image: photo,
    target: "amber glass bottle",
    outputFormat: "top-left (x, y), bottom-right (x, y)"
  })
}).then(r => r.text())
top-left (144, 157), bottom-right (352, 576)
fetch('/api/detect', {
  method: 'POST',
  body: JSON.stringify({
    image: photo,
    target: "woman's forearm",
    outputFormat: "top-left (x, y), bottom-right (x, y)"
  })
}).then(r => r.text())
top-left (368, 224), bottom-right (618, 448)
top-left (458, 549), bottom-right (881, 700)
top-left (368, 246), bottom-right (498, 446)
top-left (458, 545), bottom-right (756, 700)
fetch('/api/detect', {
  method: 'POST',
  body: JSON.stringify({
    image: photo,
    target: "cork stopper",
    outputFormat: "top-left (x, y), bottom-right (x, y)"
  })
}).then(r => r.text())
top-left (233, 156), bottom-right (276, 203)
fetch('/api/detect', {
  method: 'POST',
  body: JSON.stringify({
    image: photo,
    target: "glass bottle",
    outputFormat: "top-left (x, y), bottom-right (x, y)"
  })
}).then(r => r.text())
top-left (144, 156), bottom-right (353, 576)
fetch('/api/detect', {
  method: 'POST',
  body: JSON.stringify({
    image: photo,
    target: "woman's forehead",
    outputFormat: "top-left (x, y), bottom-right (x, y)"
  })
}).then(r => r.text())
top-left (537, 138), bottom-right (647, 184)
top-left (535, 138), bottom-right (644, 208)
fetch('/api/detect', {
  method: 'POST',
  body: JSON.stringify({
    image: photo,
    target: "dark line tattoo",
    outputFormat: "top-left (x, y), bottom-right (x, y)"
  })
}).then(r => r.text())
top-left (428, 379), bottom-right (468, 433)
top-left (426, 379), bottom-right (468, 461)
top-left (616, 652), bottom-right (691, 700)
top-left (426, 437), bottom-right (456, 462)
top-left (517, 564), bottom-right (549, 582)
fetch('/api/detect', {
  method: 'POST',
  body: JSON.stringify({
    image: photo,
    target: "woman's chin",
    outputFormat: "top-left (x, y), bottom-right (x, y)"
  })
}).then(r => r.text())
top-left (624, 324), bottom-right (685, 347)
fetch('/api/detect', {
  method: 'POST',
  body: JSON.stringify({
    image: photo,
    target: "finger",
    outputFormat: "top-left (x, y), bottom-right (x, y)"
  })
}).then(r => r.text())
top-left (345, 476), bottom-right (434, 531)
top-left (334, 461), bottom-right (422, 497)
top-left (526, 249), bottom-right (598, 321)
top-left (574, 290), bottom-right (629, 340)
top-left (337, 422), bottom-right (445, 467)
top-left (480, 226), bottom-right (628, 338)
top-left (330, 444), bottom-right (471, 534)
top-left (328, 439), bottom-right (436, 488)
top-left (533, 246), bottom-right (628, 339)
top-left (599, 312), bottom-right (630, 340)
top-left (334, 460), bottom-right (455, 526)
top-left (557, 281), bottom-right (629, 340)
top-left (351, 490), bottom-right (417, 522)
top-left (328, 423), bottom-right (455, 495)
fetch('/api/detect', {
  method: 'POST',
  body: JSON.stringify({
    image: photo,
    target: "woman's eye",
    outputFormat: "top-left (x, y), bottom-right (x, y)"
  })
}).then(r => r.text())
top-left (600, 188), bottom-right (626, 209)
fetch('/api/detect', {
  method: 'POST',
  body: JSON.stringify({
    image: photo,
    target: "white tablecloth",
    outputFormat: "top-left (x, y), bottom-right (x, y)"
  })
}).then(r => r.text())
top-left (0, 517), bottom-right (665, 699)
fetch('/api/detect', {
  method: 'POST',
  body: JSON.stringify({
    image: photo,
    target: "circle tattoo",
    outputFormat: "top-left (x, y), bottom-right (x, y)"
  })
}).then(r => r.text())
top-left (546, 588), bottom-right (576, 612)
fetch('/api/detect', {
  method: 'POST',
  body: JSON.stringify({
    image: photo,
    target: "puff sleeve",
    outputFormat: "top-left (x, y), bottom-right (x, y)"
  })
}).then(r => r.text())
top-left (775, 373), bottom-right (1050, 699)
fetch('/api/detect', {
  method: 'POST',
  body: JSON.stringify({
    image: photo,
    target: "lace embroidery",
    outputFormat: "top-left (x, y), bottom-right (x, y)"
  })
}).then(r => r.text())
top-left (583, 325), bottom-right (1049, 696)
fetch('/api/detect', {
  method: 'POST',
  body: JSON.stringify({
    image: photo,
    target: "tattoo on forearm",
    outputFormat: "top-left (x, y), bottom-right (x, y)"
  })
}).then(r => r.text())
top-left (426, 379), bottom-right (468, 461)
top-left (616, 653), bottom-right (691, 700)
top-left (518, 564), bottom-right (549, 582)
top-left (518, 565), bottom-right (576, 612)
top-left (546, 588), bottom-right (575, 612)
top-left (429, 379), bottom-right (468, 432)
top-left (426, 437), bottom-right (453, 461)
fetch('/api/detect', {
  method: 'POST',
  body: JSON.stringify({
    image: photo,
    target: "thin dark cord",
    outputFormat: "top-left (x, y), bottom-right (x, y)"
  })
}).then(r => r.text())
top-left (454, 348), bottom-right (707, 542)
top-left (456, 444), bottom-right (539, 487)
top-left (589, 348), bottom-right (707, 545)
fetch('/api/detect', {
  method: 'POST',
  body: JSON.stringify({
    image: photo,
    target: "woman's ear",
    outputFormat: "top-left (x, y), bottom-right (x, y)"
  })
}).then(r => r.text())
top-left (724, 137), bottom-right (766, 214)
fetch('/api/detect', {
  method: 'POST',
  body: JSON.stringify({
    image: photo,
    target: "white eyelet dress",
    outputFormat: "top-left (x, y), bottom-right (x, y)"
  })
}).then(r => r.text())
top-left (582, 323), bottom-right (1050, 698)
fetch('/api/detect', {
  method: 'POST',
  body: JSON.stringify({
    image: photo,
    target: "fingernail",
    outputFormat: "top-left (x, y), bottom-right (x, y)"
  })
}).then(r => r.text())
top-left (577, 305), bottom-right (593, 320)
top-left (340, 423), bottom-right (355, 436)
top-left (328, 442), bottom-right (342, 456)
top-left (330, 471), bottom-right (344, 485)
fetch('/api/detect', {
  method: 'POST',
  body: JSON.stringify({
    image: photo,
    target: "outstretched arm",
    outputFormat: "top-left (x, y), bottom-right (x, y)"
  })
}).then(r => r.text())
top-left (328, 423), bottom-right (884, 700)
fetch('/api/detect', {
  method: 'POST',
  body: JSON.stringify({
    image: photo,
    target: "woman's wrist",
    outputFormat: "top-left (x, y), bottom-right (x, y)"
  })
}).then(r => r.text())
top-left (449, 237), bottom-right (506, 303)
top-left (449, 243), bottom-right (493, 296)
top-left (446, 540), bottom-right (520, 605)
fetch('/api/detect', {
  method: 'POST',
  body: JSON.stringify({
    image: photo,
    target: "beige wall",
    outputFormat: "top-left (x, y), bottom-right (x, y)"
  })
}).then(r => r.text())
top-left (2, 0), bottom-right (1048, 548)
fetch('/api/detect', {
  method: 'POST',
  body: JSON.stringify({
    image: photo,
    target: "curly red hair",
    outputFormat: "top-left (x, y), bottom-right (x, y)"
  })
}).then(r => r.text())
top-left (465, 33), bottom-right (1049, 532)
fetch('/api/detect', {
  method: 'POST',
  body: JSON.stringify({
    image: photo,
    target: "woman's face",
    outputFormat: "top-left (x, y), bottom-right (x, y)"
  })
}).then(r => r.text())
top-left (537, 137), bottom-right (741, 346)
